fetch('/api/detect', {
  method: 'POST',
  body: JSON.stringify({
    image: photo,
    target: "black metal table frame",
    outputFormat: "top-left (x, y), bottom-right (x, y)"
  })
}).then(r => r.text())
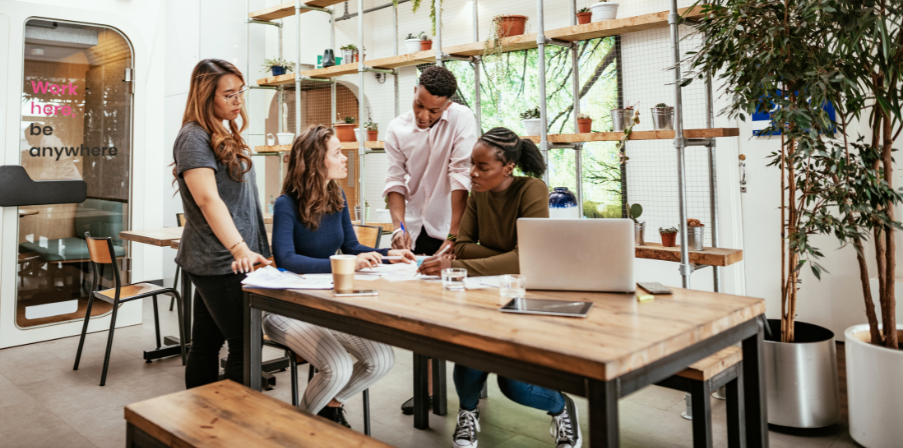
top-left (242, 290), bottom-right (769, 448)
top-left (142, 276), bottom-right (193, 362)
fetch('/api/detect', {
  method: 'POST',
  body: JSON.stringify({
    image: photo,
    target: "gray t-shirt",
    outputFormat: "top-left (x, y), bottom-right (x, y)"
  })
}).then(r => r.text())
top-left (173, 122), bottom-right (271, 276)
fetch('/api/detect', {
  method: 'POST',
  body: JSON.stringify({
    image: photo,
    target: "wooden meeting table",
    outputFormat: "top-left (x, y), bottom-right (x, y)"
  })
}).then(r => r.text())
top-left (243, 280), bottom-right (769, 447)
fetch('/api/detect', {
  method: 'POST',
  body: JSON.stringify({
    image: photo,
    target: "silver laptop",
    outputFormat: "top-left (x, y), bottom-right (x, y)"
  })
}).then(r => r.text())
top-left (517, 218), bottom-right (635, 293)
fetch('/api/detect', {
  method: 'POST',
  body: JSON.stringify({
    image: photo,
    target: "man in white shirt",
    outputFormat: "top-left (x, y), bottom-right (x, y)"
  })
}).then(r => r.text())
top-left (384, 66), bottom-right (478, 416)
top-left (384, 66), bottom-right (478, 256)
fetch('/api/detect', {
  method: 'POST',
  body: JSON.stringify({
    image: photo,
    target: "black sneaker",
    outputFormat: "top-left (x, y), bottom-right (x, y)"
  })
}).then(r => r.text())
top-left (317, 405), bottom-right (351, 429)
top-left (452, 408), bottom-right (480, 448)
top-left (400, 395), bottom-right (433, 415)
top-left (550, 393), bottom-right (582, 448)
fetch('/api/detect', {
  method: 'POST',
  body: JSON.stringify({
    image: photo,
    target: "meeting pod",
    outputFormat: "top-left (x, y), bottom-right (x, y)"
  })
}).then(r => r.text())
top-left (0, 2), bottom-right (148, 348)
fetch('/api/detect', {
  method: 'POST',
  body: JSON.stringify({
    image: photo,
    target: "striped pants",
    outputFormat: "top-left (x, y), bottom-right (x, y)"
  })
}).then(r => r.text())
top-left (262, 312), bottom-right (394, 414)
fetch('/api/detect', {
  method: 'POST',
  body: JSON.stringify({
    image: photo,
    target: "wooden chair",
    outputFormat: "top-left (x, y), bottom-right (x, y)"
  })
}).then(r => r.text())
top-left (251, 260), bottom-right (372, 435)
top-left (353, 224), bottom-right (382, 248)
top-left (124, 380), bottom-right (392, 448)
top-left (74, 232), bottom-right (186, 386)
top-left (657, 347), bottom-right (744, 448)
top-left (169, 213), bottom-right (185, 312)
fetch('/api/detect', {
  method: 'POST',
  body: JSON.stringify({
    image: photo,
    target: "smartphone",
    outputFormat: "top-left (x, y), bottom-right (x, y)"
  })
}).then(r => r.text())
top-left (334, 289), bottom-right (378, 297)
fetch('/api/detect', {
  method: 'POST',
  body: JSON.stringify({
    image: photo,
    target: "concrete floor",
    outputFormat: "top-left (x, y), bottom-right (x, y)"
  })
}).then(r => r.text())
top-left (0, 297), bottom-right (859, 448)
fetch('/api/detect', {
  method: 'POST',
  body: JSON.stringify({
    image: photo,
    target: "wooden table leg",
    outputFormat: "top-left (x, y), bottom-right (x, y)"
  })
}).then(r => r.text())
top-left (243, 292), bottom-right (262, 391)
top-left (587, 379), bottom-right (619, 447)
top-left (413, 353), bottom-right (430, 429)
top-left (726, 362), bottom-right (745, 448)
top-left (690, 379), bottom-right (713, 448)
top-left (742, 316), bottom-right (769, 447)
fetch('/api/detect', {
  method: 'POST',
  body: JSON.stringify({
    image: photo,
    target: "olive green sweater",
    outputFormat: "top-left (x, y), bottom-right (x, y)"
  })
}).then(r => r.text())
top-left (452, 176), bottom-right (549, 276)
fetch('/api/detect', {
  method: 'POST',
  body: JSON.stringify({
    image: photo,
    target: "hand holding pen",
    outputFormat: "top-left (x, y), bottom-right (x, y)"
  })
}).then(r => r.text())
top-left (391, 221), bottom-right (413, 251)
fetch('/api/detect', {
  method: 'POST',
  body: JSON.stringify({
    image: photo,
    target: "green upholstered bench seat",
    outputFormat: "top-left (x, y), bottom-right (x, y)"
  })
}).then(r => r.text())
top-left (20, 237), bottom-right (125, 262)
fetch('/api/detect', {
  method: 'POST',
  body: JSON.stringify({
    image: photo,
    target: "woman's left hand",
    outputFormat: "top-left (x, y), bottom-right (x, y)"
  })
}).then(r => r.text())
top-left (387, 249), bottom-right (417, 264)
top-left (417, 254), bottom-right (454, 276)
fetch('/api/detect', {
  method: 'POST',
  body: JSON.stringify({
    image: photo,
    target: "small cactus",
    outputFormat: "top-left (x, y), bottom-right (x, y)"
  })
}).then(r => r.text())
top-left (654, 103), bottom-right (669, 108)
top-left (628, 203), bottom-right (643, 222)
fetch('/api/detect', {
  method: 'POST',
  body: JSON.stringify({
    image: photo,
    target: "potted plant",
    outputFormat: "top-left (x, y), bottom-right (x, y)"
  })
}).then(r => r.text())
top-left (686, 218), bottom-right (704, 251)
top-left (340, 44), bottom-right (357, 64)
top-left (650, 103), bottom-right (674, 130)
top-left (577, 113), bottom-right (592, 133)
top-left (493, 14), bottom-right (528, 38)
top-left (611, 103), bottom-right (636, 132)
top-left (334, 116), bottom-right (356, 143)
top-left (520, 106), bottom-right (542, 136)
top-left (576, 7), bottom-right (592, 25)
top-left (590, 1), bottom-right (619, 22)
top-left (659, 226), bottom-right (678, 247)
top-left (261, 57), bottom-right (294, 76)
top-left (404, 33), bottom-right (422, 53)
top-left (628, 203), bottom-right (644, 246)
top-left (419, 32), bottom-right (432, 51)
top-left (364, 121), bottom-right (378, 141)
top-left (355, 200), bottom-right (370, 223)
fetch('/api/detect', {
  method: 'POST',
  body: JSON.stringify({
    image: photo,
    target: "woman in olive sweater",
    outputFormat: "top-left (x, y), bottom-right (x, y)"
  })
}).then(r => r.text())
top-left (418, 127), bottom-right (581, 448)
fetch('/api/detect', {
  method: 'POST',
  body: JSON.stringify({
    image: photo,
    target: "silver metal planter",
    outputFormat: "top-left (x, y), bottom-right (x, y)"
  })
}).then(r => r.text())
top-left (764, 319), bottom-right (840, 428)
top-left (687, 226), bottom-right (704, 251)
top-left (611, 109), bottom-right (633, 132)
top-left (650, 107), bottom-right (674, 130)
top-left (634, 221), bottom-right (645, 246)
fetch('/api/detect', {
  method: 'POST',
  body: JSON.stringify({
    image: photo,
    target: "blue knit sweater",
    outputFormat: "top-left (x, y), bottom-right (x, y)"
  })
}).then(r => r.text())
top-left (271, 192), bottom-right (389, 274)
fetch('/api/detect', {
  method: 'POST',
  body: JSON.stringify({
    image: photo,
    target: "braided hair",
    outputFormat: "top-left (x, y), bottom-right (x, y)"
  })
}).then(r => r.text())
top-left (478, 127), bottom-right (546, 178)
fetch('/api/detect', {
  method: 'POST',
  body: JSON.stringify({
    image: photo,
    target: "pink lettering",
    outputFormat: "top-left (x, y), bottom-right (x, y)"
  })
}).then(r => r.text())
top-left (30, 102), bottom-right (40, 114)
top-left (30, 81), bottom-right (48, 94)
top-left (49, 84), bottom-right (60, 94)
top-left (43, 105), bottom-right (52, 115)
top-left (61, 105), bottom-right (71, 116)
top-left (67, 82), bottom-right (78, 96)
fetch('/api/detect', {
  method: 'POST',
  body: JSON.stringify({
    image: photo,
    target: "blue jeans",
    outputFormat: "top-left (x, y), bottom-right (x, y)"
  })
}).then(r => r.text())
top-left (454, 364), bottom-right (565, 414)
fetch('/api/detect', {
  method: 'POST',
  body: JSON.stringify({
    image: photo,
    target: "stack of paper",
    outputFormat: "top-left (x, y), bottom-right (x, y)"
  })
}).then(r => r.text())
top-left (242, 266), bottom-right (333, 289)
top-left (357, 258), bottom-right (439, 282)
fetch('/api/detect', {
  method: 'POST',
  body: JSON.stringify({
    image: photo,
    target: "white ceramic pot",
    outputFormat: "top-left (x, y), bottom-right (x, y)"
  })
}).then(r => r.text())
top-left (276, 132), bottom-right (294, 145)
top-left (522, 118), bottom-right (542, 136)
top-left (404, 38), bottom-right (422, 53)
top-left (591, 2), bottom-right (619, 21)
top-left (845, 324), bottom-right (903, 448)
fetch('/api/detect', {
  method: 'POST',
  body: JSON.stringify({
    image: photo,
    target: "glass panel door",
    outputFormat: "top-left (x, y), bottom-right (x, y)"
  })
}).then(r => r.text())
top-left (16, 20), bottom-right (132, 328)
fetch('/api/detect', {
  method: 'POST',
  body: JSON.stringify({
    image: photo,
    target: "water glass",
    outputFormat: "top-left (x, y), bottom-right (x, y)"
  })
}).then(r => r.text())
top-left (441, 268), bottom-right (467, 291)
top-left (500, 274), bottom-right (526, 308)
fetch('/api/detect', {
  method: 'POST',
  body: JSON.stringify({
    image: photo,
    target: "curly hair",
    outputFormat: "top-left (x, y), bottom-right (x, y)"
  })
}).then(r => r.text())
top-left (418, 66), bottom-right (457, 99)
top-left (478, 127), bottom-right (546, 179)
top-left (281, 125), bottom-right (345, 230)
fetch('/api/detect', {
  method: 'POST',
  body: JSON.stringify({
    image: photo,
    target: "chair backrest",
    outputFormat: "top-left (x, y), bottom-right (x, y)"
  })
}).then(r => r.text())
top-left (84, 231), bottom-right (122, 290)
top-left (353, 225), bottom-right (382, 248)
top-left (176, 213), bottom-right (186, 227)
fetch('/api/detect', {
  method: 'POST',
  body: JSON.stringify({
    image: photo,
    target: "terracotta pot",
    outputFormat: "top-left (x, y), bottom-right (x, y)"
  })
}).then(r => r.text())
top-left (494, 15), bottom-right (528, 38)
top-left (576, 12), bottom-right (592, 25)
top-left (420, 40), bottom-right (433, 51)
top-left (577, 118), bottom-right (592, 133)
top-left (354, 53), bottom-right (359, 62)
top-left (334, 123), bottom-right (357, 142)
top-left (367, 130), bottom-right (378, 142)
top-left (660, 232), bottom-right (677, 247)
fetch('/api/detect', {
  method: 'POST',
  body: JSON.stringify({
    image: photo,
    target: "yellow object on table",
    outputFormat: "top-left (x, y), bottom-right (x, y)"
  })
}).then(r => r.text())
top-left (637, 293), bottom-right (654, 302)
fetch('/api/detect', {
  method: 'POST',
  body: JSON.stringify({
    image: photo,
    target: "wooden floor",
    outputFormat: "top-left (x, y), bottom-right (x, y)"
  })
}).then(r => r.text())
top-left (16, 295), bottom-right (114, 328)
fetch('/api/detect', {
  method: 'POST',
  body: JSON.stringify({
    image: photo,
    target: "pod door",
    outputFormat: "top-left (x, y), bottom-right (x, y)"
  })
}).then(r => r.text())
top-left (16, 20), bottom-right (133, 328)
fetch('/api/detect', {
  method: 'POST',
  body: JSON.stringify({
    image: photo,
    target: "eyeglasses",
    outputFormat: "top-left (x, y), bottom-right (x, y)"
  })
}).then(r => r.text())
top-left (221, 86), bottom-right (249, 103)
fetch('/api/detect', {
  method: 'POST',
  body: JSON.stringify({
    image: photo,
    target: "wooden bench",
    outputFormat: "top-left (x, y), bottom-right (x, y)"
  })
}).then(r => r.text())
top-left (657, 347), bottom-right (743, 448)
top-left (124, 380), bottom-right (391, 448)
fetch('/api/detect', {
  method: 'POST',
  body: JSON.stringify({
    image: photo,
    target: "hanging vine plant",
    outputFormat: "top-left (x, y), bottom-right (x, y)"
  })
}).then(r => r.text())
top-left (391, 0), bottom-right (443, 36)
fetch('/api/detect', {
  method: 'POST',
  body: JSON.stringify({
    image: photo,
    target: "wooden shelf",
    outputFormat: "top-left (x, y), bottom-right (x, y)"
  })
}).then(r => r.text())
top-left (636, 243), bottom-right (743, 267)
top-left (253, 141), bottom-right (384, 154)
top-left (523, 128), bottom-right (740, 144)
top-left (256, 7), bottom-right (702, 86)
top-left (249, 0), bottom-right (346, 21)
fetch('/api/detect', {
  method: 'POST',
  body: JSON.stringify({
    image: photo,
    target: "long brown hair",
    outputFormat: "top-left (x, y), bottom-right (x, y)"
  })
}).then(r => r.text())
top-left (282, 125), bottom-right (344, 230)
top-left (174, 59), bottom-right (251, 183)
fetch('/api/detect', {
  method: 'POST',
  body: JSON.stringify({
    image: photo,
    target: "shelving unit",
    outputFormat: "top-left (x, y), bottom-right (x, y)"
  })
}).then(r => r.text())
top-left (246, 0), bottom-right (740, 290)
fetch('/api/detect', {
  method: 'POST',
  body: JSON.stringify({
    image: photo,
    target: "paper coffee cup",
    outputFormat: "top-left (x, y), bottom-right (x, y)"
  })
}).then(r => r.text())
top-left (330, 255), bottom-right (356, 292)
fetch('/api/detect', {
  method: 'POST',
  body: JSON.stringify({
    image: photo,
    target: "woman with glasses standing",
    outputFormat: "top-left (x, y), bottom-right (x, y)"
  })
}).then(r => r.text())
top-left (172, 59), bottom-right (270, 388)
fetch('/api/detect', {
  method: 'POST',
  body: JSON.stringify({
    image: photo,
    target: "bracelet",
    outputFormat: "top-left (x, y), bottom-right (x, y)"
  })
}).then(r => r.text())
top-left (392, 228), bottom-right (404, 237)
top-left (229, 239), bottom-right (245, 253)
top-left (447, 233), bottom-right (457, 241)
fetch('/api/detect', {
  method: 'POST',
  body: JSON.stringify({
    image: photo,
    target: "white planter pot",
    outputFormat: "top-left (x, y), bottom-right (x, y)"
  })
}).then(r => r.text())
top-left (404, 39), bottom-right (422, 53)
top-left (375, 209), bottom-right (391, 223)
top-left (590, 2), bottom-right (619, 21)
top-left (845, 324), bottom-right (903, 448)
top-left (523, 118), bottom-right (542, 136)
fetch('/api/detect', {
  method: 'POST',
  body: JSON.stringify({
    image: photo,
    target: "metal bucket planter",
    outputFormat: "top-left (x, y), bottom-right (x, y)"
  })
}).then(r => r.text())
top-left (342, 49), bottom-right (354, 64)
top-left (845, 324), bottom-right (903, 447)
top-left (764, 319), bottom-right (840, 428)
top-left (634, 221), bottom-right (645, 246)
top-left (611, 109), bottom-right (633, 132)
top-left (687, 226), bottom-right (704, 250)
top-left (650, 107), bottom-right (674, 130)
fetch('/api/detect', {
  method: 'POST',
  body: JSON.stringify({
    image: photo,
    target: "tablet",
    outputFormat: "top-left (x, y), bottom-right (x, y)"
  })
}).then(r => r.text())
top-left (500, 298), bottom-right (593, 318)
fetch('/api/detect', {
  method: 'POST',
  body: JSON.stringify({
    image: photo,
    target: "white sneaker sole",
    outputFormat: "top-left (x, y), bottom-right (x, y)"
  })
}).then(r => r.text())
top-left (453, 439), bottom-right (478, 448)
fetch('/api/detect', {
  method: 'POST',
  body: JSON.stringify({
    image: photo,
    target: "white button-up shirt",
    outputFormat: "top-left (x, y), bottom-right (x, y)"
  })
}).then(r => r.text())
top-left (383, 102), bottom-right (478, 246)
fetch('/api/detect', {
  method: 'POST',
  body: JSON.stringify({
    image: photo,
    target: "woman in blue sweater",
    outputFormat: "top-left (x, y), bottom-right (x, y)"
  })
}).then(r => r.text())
top-left (265, 125), bottom-right (414, 427)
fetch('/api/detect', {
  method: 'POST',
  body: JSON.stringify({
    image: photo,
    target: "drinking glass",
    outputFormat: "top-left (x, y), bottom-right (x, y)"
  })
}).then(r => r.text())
top-left (441, 268), bottom-right (467, 291)
top-left (500, 274), bottom-right (527, 309)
